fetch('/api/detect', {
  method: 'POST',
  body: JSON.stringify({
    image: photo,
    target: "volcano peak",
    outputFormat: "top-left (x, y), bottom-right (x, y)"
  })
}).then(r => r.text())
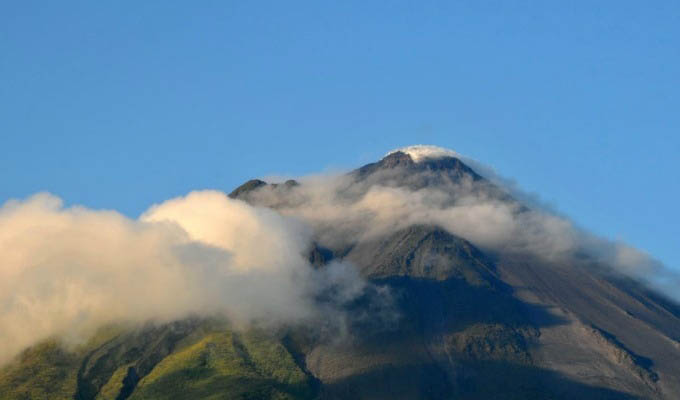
top-left (385, 145), bottom-right (459, 162)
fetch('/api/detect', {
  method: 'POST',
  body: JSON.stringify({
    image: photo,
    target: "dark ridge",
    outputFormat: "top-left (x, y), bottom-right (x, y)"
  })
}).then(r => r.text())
top-left (115, 367), bottom-right (139, 400)
top-left (354, 151), bottom-right (483, 181)
top-left (352, 151), bottom-right (413, 178)
top-left (377, 151), bottom-right (415, 168)
top-left (228, 179), bottom-right (267, 199)
top-left (229, 178), bottom-right (301, 202)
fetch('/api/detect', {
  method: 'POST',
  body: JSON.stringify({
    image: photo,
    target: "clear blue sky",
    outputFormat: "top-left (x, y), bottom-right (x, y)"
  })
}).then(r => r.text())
top-left (2, 2), bottom-right (679, 270)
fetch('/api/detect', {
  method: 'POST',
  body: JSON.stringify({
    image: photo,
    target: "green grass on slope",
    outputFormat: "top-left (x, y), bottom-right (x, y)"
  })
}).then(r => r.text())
top-left (95, 363), bottom-right (134, 400)
top-left (0, 323), bottom-right (315, 400)
top-left (0, 340), bottom-right (80, 400)
top-left (0, 325), bottom-right (126, 400)
top-left (128, 330), bottom-right (314, 400)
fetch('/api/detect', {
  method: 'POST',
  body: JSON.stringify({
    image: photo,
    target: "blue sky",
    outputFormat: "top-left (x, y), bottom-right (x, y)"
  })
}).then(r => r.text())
top-left (2, 1), bottom-right (679, 270)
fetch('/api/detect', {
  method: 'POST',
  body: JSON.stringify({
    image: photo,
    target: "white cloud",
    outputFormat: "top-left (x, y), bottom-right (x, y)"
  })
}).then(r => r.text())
top-left (386, 145), bottom-right (459, 162)
top-left (0, 191), bottom-right (376, 365)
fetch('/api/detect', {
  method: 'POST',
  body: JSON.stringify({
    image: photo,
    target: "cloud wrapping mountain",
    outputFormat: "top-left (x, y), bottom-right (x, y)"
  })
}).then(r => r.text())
top-left (0, 191), bottom-right (375, 365)
top-left (0, 146), bottom-right (676, 369)
top-left (242, 150), bottom-right (677, 300)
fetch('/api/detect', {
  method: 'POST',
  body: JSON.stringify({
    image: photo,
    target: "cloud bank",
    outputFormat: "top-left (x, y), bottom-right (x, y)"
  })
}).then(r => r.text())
top-left (0, 191), bottom-right (377, 365)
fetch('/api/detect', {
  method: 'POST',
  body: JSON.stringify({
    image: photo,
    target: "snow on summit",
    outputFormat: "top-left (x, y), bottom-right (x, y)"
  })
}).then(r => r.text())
top-left (386, 145), bottom-right (459, 162)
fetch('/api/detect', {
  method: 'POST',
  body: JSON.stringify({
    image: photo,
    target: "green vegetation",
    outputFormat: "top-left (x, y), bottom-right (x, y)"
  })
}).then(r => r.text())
top-left (0, 323), bottom-right (315, 400)
top-left (0, 340), bottom-right (80, 400)
top-left (130, 330), bottom-right (313, 400)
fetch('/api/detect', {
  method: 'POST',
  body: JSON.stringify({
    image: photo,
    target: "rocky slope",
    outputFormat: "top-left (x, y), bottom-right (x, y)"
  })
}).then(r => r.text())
top-left (2, 150), bottom-right (679, 399)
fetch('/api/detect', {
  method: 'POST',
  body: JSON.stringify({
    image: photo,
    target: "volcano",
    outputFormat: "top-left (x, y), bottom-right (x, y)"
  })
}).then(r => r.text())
top-left (2, 146), bottom-right (679, 400)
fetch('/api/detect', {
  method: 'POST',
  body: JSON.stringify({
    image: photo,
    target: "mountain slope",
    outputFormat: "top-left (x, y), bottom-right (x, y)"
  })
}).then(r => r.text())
top-left (231, 150), bottom-right (680, 399)
top-left (0, 322), bottom-right (317, 400)
top-left (3, 149), bottom-right (679, 399)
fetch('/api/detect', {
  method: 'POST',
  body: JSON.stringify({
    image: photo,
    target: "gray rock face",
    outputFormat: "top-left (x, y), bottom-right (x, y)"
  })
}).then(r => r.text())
top-left (234, 152), bottom-right (680, 399)
top-left (344, 225), bottom-right (496, 282)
